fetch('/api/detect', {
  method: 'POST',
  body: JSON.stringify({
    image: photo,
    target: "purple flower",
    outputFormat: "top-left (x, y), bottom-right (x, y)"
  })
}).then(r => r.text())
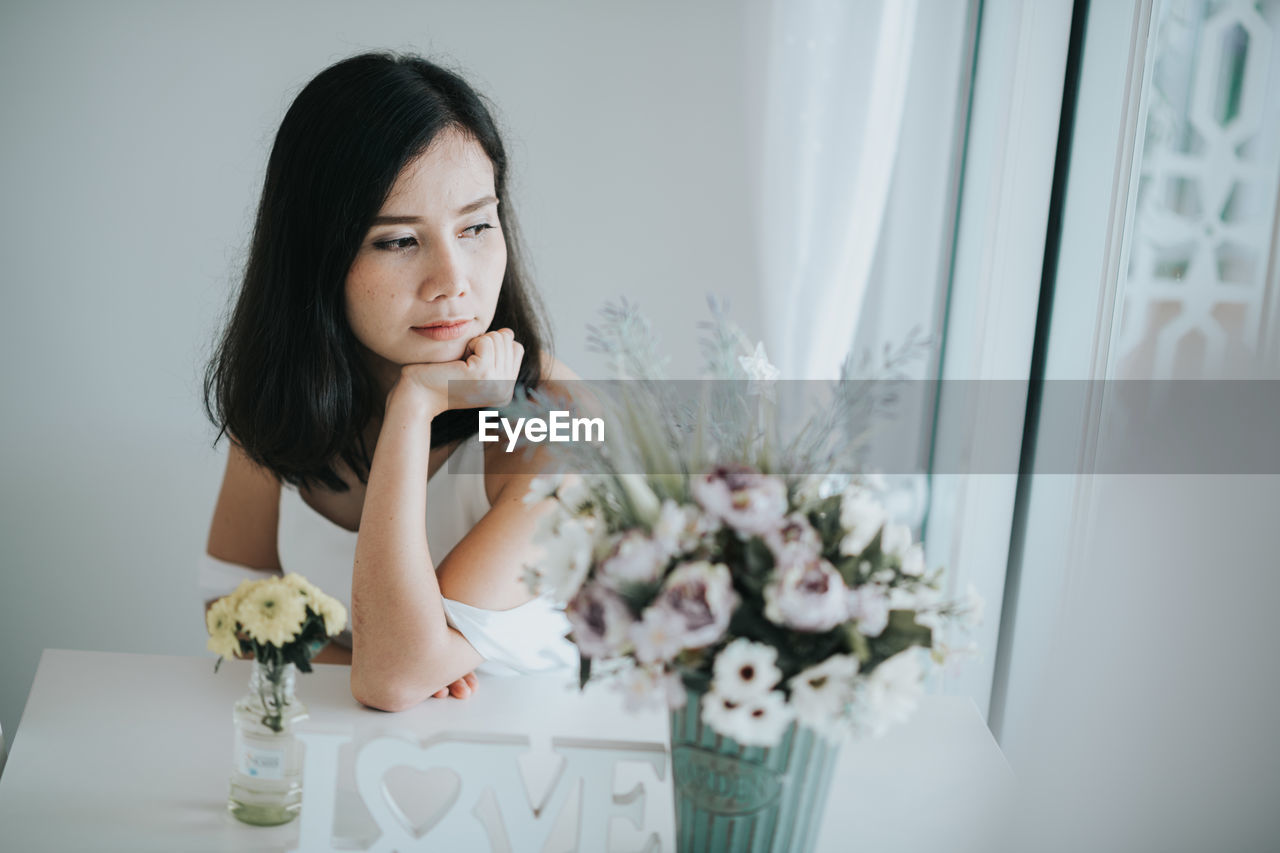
top-left (630, 605), bottom-right (687, 664)
top-left (598, 530), bottom-right (669, 588)
top-left (763, 557), bottom-right (849, 632)
top-left (652, 499), bottom-right (719, 557)
top-left (762, 512), bottom-right (823, 567)
top-left (651, 560), bottom-right (738, 649)
top-left (846, 584), bottom-right (890, 637)
top-left (565, 582), bottom-right (635, 659)
top-left (691, 464), bottom-right (788, 538)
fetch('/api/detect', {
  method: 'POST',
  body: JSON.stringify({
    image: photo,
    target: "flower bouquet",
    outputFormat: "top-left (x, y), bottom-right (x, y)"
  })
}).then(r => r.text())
top-left (513, 299), bottom-right (981, 852)
top-left (205, 573), bottom-right (347, 826)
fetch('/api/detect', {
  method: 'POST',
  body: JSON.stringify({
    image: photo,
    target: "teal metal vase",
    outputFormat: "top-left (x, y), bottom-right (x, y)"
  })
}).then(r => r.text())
top-left (668, 685), bottom-right (841, 852)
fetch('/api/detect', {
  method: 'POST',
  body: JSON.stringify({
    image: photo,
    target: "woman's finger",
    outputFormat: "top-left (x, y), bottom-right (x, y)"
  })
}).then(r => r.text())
top-left (468, 334), bottom-right (493, 366)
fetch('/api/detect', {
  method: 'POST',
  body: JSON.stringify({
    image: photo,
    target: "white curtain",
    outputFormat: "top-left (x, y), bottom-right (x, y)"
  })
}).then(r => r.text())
top-left (754, 0), bottom-right (920, 380)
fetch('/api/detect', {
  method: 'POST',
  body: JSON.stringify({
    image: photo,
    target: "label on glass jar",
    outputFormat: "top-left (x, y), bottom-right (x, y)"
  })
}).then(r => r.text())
top-left (235, 731), bottom-right (286, 780)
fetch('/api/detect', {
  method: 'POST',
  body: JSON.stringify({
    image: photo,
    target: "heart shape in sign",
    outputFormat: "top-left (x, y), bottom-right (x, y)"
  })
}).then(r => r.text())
top-left (379, 765), bottom-right (461, 841)
top-left (354, 733), bottom-right (532, 852)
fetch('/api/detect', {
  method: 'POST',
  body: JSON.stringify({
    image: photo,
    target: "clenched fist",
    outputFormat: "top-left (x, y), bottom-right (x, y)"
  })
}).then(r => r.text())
top-left (390, 328), bottom-right (525, 418)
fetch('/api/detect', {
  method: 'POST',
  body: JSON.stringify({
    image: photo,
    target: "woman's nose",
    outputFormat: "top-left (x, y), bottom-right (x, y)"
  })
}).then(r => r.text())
top-left (417, 243), bottom-right (467, 301)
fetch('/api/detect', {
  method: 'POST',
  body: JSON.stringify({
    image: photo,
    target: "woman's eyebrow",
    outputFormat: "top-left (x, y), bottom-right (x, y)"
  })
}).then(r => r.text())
top-left (372, 195), bottom-right (499, 225)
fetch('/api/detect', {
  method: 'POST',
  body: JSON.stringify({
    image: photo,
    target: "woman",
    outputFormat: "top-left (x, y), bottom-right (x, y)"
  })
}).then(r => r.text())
top-left (200, 51), bottom-right (579, 712)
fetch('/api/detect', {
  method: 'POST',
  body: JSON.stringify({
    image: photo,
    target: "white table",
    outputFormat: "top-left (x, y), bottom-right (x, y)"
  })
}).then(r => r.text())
top-left (0, 650), bottom-right (1012, 851)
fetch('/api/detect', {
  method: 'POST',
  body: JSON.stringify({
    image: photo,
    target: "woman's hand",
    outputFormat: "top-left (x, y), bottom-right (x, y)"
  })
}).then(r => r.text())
top-left (431, 671), bottom-right (478, 699)
top-left (391, 328), bottom-right (524, 417)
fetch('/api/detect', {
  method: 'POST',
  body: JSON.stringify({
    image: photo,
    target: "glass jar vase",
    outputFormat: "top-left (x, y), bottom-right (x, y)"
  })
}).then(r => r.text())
top-left (228, 658), bottom-right (309, 826)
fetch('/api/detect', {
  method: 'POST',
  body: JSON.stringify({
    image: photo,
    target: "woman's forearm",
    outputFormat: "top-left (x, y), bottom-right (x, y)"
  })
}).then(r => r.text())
top-left (349, 386), bottom-right (466, 708)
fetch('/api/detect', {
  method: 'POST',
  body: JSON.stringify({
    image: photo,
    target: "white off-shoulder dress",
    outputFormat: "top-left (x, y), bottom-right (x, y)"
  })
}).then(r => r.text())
top-left (204, 439), bottom-right (578, 678)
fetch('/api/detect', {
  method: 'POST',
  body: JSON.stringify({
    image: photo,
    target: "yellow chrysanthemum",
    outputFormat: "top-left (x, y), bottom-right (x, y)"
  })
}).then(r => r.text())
top-left (236, 578), bottom-right (307, 647)
top-left (282, 572), bottom-right (346, 634)
top-left (225, 578), bottom-right (259, 612)
top-left (282, 572), bottom-right (320, 600)
top-left (314, 593), bottom-right (348, 636)
top-left (205, 597), bottom-right (241, 659)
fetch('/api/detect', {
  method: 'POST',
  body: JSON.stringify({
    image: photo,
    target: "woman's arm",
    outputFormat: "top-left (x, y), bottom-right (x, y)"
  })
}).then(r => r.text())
top-left (204, 443), bottom-right (357, 664)
top-left (206, 436), bottom-right (282, 574)
top-left (349, 385), bottom-right (488, 711)
top-left (205, 435), bottom-right (465, 687)
top-left (350, 333), bottom-right (570, 711)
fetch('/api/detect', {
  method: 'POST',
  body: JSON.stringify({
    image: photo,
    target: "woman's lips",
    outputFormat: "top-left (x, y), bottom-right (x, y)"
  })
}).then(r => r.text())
top-left (411, 320), bottom-right (471, 341)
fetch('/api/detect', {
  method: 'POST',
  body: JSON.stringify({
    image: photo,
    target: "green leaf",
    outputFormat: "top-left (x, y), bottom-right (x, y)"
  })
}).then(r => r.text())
top-left (808, 495), bottom-right (845, 543)
top-left (742, 536), bottom-right (775, 578)
top-left (578, 655), bottom-right (592, 690)
top-left (844, 625), bottom-right (871, 664)
top-left (834, 556), bottom-right (860, 588)
top-left (868, 610), bottom-right (932, 663)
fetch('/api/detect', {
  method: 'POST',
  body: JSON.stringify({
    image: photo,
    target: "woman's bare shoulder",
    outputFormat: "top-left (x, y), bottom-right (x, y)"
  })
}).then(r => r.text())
top-left (539, 351), bottom-right (581, 382)
top-left (479, 354), bottom-right (582, 500)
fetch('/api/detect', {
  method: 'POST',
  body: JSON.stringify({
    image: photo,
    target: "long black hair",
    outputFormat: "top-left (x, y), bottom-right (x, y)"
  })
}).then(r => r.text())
top-left (203, 51), bottom-right (550, 492)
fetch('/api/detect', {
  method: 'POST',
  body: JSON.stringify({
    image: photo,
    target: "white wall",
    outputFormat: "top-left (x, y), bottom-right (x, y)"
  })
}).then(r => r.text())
top-left (0, 0), bottom-right (759, 751)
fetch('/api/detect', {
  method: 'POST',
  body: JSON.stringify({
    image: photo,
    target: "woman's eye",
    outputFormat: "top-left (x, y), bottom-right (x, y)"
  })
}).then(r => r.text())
top-left (463, 223), bottom-right (494, 237)
top-left (374, 236), bottom-right (417, 252)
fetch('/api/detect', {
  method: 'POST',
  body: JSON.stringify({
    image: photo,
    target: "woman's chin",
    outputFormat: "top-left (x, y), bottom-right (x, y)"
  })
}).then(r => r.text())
top-left (405, 340), bottom-right (467, 363)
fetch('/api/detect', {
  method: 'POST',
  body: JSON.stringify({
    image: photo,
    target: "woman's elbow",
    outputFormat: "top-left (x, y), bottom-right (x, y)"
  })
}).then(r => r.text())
top-left (351, 673), bottom-right (428, 713)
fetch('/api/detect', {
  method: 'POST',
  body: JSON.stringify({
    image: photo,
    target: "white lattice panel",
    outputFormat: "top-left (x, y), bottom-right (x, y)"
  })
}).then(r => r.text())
top-left (1115, 0), bottom-right (1280, 379)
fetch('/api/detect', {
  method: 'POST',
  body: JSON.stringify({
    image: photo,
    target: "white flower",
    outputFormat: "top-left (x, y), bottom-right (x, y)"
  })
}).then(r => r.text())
top-left (565, 583), bottom-right (635, 659)
top-left (761, 512), bottom-right (822, 567)
top-left (845, 584), bottom-right (890, 637)
top-left (617, 474), bottom-right (661, 524)
top-left (613, 666), bottom-right (690, 712)
top-left (789, 654), bottom-right (859, 739)
top-left (613, 665), bottom-right (668, 713)
top-left (880, 522), bottom-right (912, 558)
top-left (598, 530), bottom-right (669, 588)
top-left (871, 566), bottom-right (896, 585)
top-left (630, 605), bottom-right (687, 664)
top-left (737, 341), bottom-right (780, 382)
top-left (890, 584), bottom-right (941, 630)
top-left (962, 582), bottom-right (985, 626)
top-left (763, 558), bottom-right (848, 632)
top-left (557, 475), bottom-right (593, 513)
top-left (663, 669), bottom-right (689, 709)
top-left (526, 509), bottom-right (595, 603)
top-left (652, 499), bottom-right (714, 556)
top-left (900, 544), bottom-right (925, 577)
top-left (522, 474), bottom-right (563, 505)
top-left (838, 487), bottom-right (887, 557)
top-left (855, 649), bottom-right (924, 737)
top-left (652, 560), bottom-right (739, 649)
top-left (691, 465), bottom-right (787, 538)
top-left (701, 687), bottom-right (795, 747)
top-left (712, 638), bottom-right (781, 700)
top-left (878, 523), bottom-right (926, 578)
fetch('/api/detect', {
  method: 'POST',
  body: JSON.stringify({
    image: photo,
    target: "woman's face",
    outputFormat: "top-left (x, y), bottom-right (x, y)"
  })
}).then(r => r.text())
top-left (345, 127), bottom-right (507, 396)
